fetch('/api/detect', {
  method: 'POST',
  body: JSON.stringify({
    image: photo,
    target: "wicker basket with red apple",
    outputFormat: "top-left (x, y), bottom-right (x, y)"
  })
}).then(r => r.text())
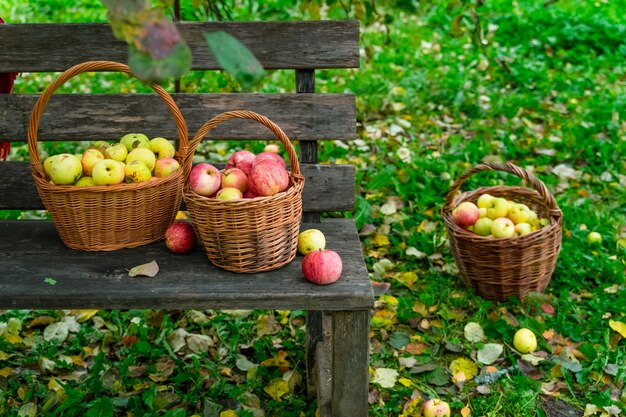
top-left (27, 61), bottom-right (189, 251)
top-left (182, 110), bottom-right (305, 273)
top-left (442, 162), bottom-right (563, 301)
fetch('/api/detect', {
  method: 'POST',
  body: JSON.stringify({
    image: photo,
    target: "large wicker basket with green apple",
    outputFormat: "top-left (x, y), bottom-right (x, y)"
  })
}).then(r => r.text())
top-left (182, 110), bottom-right (304, 273)
top-left (28, 61), bottom-right (189, 251)
top-left (442, 162), bottom-right (563, 301)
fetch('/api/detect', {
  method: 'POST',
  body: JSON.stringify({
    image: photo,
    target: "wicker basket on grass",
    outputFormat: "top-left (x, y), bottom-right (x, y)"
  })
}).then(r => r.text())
top-left (183, 110), bottom-right (305, 273)
top-left (28, 61), bottom-right (189, 251)
top-left (442, 162), bottom-right (563, 301)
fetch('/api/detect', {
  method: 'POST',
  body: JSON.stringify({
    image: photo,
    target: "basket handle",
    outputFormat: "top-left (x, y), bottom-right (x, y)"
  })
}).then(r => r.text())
top-left (182, 110), bottom-right (300, 178)
top-left (443, 162), bottom-right (559, 212)
top-left (27, 60), bottom-right (189, 176)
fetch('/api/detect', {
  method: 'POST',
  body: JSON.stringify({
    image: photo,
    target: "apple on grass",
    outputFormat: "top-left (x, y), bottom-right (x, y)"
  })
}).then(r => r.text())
top-left (165, 221), bottom-right (196, 254)
top-left (104, 142), bottom-right (128, 162)
top-left (216, 187), bottom-right (243, 201)
top-left (451, 201), bottom-right (480, 229)
top-left (486, 197), bottom-right (510, 219)
top-left (587, 231), bottom-right (602, 245)
top-left (44, 153), bottom-right (83, 185)
top-left (491, 217), bottom-right (515, 238)
top-left (248, 160), bottom-right (290, 197)
top-left (126, 148), bottom-right (156, 172)
top-left (513, 328), bottom-right (537, 353)
top-left (81, 148), bottom-right (105, 177)
top-left (120, 133), bottom-right (150, 152)
top-left (154, 157), bottom-right (180, 178)
top-left (150, 137), bottom-right (176, 159)
top-left (423, 399), bottom-right (451, 417)
top-left (225, 150), bottom-right (256, 176)
top-left (189, 163), bottom-right (221, 196)
top-left (221, 168), bottom-right (249, 193)
top-left (297, 229), bottom-right (326, 255)
top-left (302, 250), bottom-right (342, 285)
top-left (124, 160), bottom-right (152, 183)
top-left (264, 143), bottom-right (280, 154)
top-left (92, 160), bottom-right (125, 185)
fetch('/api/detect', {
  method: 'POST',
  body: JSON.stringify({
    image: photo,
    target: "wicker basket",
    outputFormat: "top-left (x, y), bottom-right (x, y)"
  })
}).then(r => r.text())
top-left (183, 110), bottom-right (305, 273)
top-left (28, 61), bottom-right (189, 251)
top-left (442, 162), bottom-right (563, 301)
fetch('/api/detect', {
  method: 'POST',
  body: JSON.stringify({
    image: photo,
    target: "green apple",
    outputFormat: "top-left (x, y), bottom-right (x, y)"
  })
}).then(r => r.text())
top-left (508, 203), bottom-right (531, 224)
top-left (514, 222), bottom-right (533, 237)
top-left (473, 217), bottom-right (494, 236)
top-left (298, 229), bottom-right (326, 255)
top-left (150, 137), bottom-right (176, 159)
top-left (92, 160), bottom-right (125, 185)
top-left (486, 197), bottom-right (509, 219)
top-left (539, 218), bottom-right (551, 227)
top-left (478, 207), bottom-right (487, 218)
top-left (215, 187), bottom-right (243, 200)
top-left (513, 328), bottom-right (537, 353)
top-left (81, 148), bottom-right (105, 176)
top-left (124, 160), bottom-right (152, 183)
top-left (586, 231), bottom-right (602, 245)
top-left (45, 153), bottom-right (83, 185)
top-left (126, 148), bottom-right (156, 172)
top-left (154, 157), bottom-right (180, 178)
top-left (476, 193), bottom-right (495, 209)
top-left (104, 142), bottom-right (128, 162)
top-left (92, 141), bottom-right (112, 153)
top-left (491, 217), bottom-right (515, 238)
top-left (120, 133), bottom-right (150, 152)
top-left (75, 176), bottom-right (96, 186)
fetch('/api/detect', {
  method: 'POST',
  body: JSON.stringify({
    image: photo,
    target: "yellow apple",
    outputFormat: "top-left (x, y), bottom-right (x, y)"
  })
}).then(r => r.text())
top-left (298, 229), bottom-right (326, 255)
top-left (513, 328), bottom-right (537, 353)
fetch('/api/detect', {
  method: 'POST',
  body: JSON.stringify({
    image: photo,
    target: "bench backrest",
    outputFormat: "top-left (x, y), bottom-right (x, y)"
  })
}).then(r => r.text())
top-left (0, 21), bottom-right (359, 218)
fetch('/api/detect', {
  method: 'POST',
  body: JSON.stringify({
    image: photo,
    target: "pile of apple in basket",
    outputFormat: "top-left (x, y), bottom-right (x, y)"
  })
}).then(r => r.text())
top-left (171, 146), bottom-right (343, 285)
top-left (452, 194), bottom-right (551, 238)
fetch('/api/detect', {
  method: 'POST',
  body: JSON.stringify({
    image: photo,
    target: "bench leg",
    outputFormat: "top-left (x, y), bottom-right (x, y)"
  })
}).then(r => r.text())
top-left (306, 310), bottom-right (370, 417)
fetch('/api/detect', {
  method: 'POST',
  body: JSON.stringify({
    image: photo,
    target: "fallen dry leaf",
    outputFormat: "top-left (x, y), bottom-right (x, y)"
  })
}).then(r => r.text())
top-left (128, 260), bottom-right (159, 277)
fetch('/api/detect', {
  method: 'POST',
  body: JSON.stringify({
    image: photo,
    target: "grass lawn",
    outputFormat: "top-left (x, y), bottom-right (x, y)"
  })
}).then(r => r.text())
top-left (1, 1), bottom-right (625, 416)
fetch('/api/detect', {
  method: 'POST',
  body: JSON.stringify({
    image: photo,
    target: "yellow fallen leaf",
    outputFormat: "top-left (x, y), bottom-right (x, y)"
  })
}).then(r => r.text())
top-left (264, 378), bottom-right (289, 401)
top-left (371, 233), bottom-right (390, 246)
top-left (70, 309), bottom-right (99, 323)
top-left (0, 367), bottom-right (12, 377)
top-left (220, 411), bottom-right (238, 417)
top-left (461, 405), bottom-right (471, 417)
top-left (398, 377), bottom-right (412, 387)
top-left (609, 320), bottom-right (626, 338)
top-left (0, 351), bottom-right (9, 360)
top-left (260, 350), bottom-right (290, 370)
top-left (3, 334), bottom-right (22, 344)
top-left (371, 367), bottom-right (399, 388)
top-left (450, 358), bottom-right (478, 383)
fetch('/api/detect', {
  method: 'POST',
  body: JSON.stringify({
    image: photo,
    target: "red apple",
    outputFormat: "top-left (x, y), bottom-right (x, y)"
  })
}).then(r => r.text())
top-left (302, 250), bottom-right (342, 285)
top-left (165, 221), bottom-right (197, 254)
top-left (221, 167), bottom-right (248, 193)
top-left (252, 151), bottom-right (286, 169)
top-left (243, 190), bottom-right (257, 199)
top-left (189, 163), bottom-right (221, 196)
top-left (225, 150), bottom-right (256, 176)
top-left (248, 160), bottom-right (289, 197)
top-left (451, 201), bottom-right (480, 229)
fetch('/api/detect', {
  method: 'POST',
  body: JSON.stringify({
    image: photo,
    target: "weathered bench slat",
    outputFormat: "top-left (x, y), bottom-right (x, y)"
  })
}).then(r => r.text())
top-left (0, 162), bottom-right (355, 212)
top-left (0, 93), bottom-right (356, 142)
top-left (0, 21), bottom-right (360, 72)
top-left (0, 219), bottom-right (373, 311)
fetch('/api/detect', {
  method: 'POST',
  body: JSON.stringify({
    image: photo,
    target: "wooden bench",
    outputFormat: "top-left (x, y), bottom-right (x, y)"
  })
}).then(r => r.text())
top-left (0, 20), bottom-right (373, 416)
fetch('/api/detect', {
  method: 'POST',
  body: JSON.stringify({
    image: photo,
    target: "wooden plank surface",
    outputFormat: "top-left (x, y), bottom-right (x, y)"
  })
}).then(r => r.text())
top-left (0, 21), bottom-right (360, 72)
top-left (0, 93), bottom-right (356, 142)
top-left (0, 219), bottom-right (374, 311)
top-left (0, 162), bottom-right (355, 212)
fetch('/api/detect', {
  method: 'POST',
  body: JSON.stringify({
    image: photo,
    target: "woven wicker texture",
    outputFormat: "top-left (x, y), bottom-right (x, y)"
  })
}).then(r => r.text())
top-left (28, 61), bottom-right (189, 251)
top-left (183, 110), bottom-right (304, 273)
top-left (442, 162), bottom-right (563, 301)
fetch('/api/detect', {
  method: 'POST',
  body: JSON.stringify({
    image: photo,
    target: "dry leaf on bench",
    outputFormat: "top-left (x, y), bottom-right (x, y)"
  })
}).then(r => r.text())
top-left (128, 260), bottom-right (159, 277)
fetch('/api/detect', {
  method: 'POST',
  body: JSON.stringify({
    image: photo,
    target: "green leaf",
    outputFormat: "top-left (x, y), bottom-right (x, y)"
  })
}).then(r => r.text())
top-left (85, 396), bottom-right (114, 417)
top-left (203, 31), bottom-right (264, 88)
top-left (44, 277), bottom-right (57, 286)
top-left (389, 332), bottom-right (410, 350)
top-left (128, 42), bottom-right (192, 84)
